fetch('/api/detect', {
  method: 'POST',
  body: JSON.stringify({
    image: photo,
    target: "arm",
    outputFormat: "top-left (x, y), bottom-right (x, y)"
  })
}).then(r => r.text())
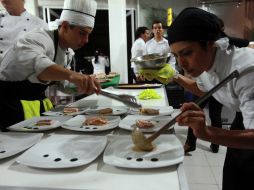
top-left (38, 64), bottom-right (101, 94)
top-left (173, 74), bottom-right (205, 97)
top-left (176, 102), bottom-right (254, 149)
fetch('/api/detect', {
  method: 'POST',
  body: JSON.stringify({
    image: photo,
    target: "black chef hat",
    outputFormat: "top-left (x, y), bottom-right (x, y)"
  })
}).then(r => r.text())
top-left (167, 7), bottom-right (224, 45)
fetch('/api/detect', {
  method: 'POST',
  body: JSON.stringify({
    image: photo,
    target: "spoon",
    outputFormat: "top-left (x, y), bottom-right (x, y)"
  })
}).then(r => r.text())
top-left (132, 70), bottom-right (239, 151)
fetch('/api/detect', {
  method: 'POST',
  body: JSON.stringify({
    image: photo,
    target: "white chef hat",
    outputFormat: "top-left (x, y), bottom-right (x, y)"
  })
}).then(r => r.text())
top-left (59, 0), bottom-right (97, 28)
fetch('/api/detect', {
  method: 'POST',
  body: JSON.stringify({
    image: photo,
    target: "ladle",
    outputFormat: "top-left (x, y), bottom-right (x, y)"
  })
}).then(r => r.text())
top-left (132, 70), bottom-right (240, 151)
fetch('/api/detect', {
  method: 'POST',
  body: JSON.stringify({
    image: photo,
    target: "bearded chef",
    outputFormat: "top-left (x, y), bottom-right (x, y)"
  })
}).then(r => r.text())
top-left (0, 0), bottom-right (101, 131)
top-left (0, 0), bottom-right (48, 63)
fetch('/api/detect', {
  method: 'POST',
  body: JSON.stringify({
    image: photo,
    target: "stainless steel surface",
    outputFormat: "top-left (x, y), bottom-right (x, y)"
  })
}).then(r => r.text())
top-left (100, 90), bottom-right (142, 108)
top-left (130, 53), bottom-right (170, 69)
top-left (132, 70), bottom-right (239, 151)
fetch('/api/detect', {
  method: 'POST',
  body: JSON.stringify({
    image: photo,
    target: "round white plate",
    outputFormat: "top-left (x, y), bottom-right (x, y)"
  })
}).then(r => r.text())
top-left (0, 132), bottom-right (43, 159)
top-left (62, 115), bottom-right (121, 132)
top-left (103, 135), bottom-right (184, 169)
top-left (7, 116), bottom-right (72, 132)
top-left (129, 106), bottom-right (174, 116)
top-left (84, 106), bottom-right (129, 116)
top-left (16, 135), bottom-right (107, 169)
top-left (118, 115), bottom-right (174, 133)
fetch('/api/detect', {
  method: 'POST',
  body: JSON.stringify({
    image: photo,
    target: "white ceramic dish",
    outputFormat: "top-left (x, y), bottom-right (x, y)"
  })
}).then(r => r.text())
top-left (103, 135), bottom-right (184, 169)
top-left (0, 132), bottom-right (43, 159)
top-left (129, 106), bottom-right (174, 116)
top-left (7, 116), bottom-right (72, 132)
top-left (62, 115), bottom-right (121, 132)
top-left (84, 106), bottom-right (129, 116)
top-left (16, 135), bottom-right (107, 169)
top-left (118, 115), bottom-right (174, 132)
top-left (42, 106), bottom-right (88, 116)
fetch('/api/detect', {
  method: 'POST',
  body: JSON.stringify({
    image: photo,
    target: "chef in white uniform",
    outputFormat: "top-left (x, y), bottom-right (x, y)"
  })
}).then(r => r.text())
top-left (168, 7), bottom-right (254, 190)
top-left (0, 0), bottom-right (100, 131)
top-left (0, 0), bottom-right (48, 63)
top-left (131, 26), bottom-right (150, 81)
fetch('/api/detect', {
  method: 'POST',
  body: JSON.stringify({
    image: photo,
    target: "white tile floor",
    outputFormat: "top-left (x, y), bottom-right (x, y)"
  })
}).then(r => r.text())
top-left (174, 125), bottom-right (226, 190)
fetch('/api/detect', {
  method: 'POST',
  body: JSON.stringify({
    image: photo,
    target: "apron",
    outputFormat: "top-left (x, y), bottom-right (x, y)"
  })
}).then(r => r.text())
top-left (0, 30), bottom-right (59, 131)
top-left (223, 112), bottom-right (254, 190)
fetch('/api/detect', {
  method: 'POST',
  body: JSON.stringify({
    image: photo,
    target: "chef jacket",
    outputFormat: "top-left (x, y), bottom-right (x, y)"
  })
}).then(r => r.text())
top-left (131, 37), bottom-right (146, 74)
top-left (92, 56), bottom-right (109, 74)
top-left (0, 27), bottom-right (73, 83)
top-left (195, 46), bottom-right (254, 129)
top-left (145, 37), bottom-right (176, 68)
top-left (0, 9), bottom-right (48, 63)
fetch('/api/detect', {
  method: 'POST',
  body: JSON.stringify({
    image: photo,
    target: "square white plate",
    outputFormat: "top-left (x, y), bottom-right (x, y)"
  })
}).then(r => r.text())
top-left (119, 115), bottom-right (174, 132)
top-left (62, 115), bottom-right (121, 132)
top-left (0, 132), bottom-right (43, 159)
top-left (42, 106), bottom-right (89, 116)
top-left (129, 106), bottom-right (174, 116)
top-left (16, 135), bottom-right (107, 169)
top-left (103, 135), bottom-right (184, 169)
top-left (7, 116), bottom-right (72, 132)
top-left (84, 106), bottom-right (129, 116)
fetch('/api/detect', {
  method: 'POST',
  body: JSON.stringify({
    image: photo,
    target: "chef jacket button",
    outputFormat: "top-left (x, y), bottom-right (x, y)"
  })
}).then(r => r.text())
top-left (27, 18), bottom-right (30, 21)
top-left (0, 51), bottom-right (3, 54)
top-left (1, 15), bottom-right (4, 17)
top-left (0, 26), bottom-right (3, 28)
top-left (0, 38), bottom-right (3, 40)
top-left (24, 29), bottom-right (27, 31)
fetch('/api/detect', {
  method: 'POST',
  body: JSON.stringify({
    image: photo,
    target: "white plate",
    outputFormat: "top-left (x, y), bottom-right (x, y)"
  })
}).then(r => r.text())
top-left (0, 132), bottom-right (43, 159)
top-left (84, 106), bottom-right (129, 116)
top-left (16, 135), bottom-right (107, 169)
top-left (7, 116), bottom-right (72, 132)
top-left (103, 135), bottom-right (184, 169)
top-left (129, 106), bottom-right (174, 116)
top-left (119, 115), bottom-right (174, 132)
top-left (42, 106), bottom-right (89, 116)
top-left (62, 115), bottom-right (121, 132)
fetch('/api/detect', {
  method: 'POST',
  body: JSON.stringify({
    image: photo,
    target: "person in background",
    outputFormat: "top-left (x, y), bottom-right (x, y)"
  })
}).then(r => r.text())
top-left (0, 0), bottom-right (48, 63)
top-left (0, 0), bottom-right (100, 131)
top-left (130, 26), bottom-right (150, 82)
top-left (92, 49), bottom-right (110, 74)
top-left (168, 7), bottom-right (254, 190)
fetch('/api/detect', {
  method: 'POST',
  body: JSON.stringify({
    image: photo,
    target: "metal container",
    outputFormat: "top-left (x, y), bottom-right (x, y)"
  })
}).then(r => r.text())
top-left (130, 53), bottom-right (170, 69)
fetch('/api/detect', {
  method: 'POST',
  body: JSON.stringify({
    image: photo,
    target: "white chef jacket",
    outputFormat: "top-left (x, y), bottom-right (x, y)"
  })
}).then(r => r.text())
top-left (145, 37), bottom-right (176, 67)
top-left (0, 9), bottom-right (48, 63)
top-left (195, 46), bottom-right (254, 129)
top-left (131, 37), bottom-right (146, 74)
top-left (0, 27), bottom-right (72, 84)
top-left (92, 56), bottom-right (109, 74)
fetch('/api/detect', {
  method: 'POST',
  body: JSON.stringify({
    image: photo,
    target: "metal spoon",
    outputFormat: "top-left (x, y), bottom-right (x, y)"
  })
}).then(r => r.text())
top-left (132, 70), bottom-right (240, 151)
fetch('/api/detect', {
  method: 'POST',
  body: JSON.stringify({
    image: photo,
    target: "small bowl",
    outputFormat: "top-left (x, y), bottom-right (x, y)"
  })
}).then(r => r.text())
top-left (130, 53), bottom-right (170, 69)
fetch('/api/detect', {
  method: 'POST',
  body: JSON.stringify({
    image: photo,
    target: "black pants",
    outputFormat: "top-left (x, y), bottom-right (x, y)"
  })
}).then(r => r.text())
top-left (223, 112), bottom-right (254, 190)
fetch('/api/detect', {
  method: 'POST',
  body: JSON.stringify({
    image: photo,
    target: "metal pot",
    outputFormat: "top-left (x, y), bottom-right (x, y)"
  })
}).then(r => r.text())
top-left (130, 53), bottom-right (170, 69)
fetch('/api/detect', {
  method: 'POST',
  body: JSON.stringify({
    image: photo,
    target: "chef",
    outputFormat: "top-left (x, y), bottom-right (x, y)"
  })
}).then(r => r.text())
top-left (168, 7), bottom-right (254, 190)
top-left (0, 0), bottom-right (101, 131)
top-left (0, 0), bottom-right (48, 63)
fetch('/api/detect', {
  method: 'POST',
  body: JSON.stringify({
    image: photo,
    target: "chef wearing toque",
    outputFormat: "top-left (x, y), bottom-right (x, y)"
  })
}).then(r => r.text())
top-left (168, 7), bottom-right (254, 190)
top-left (0, 0), bottom-right (101, 131)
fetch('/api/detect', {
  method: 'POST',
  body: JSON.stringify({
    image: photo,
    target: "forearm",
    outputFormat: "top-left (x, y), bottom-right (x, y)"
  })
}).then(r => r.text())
top-left (174, 74), bottom-right (204, 97)
top-left (203, 126), bottom-right (254, 149)
top-left (37, 64), bottom-right (75, 82)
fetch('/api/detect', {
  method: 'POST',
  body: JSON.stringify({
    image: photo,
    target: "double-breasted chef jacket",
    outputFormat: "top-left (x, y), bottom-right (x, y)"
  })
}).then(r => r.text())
top-left (0, 9), bottom-right (47, 63)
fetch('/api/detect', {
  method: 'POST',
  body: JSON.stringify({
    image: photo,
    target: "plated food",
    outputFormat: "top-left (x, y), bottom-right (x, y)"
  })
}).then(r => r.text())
top-left (139, 108), bottom-right (159, 115)
top-left (62, 115), bottom-right (121, 132)
top-left (63, 107), bottom-right (79, 114)
top-left (98, 108), bottom-right (113, 114)
top-left (83, 117), bottom-right (108, 126)
top-left (136, 120), bottom-right (154, 128)
top-left (35, 119), bottom-right (58, 126)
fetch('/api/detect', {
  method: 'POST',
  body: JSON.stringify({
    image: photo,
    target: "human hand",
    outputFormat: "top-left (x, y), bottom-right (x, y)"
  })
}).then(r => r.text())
top-left (69, 73), bottom-right (101, 94)
top-left (176, 102), bottom-right (207, 139)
